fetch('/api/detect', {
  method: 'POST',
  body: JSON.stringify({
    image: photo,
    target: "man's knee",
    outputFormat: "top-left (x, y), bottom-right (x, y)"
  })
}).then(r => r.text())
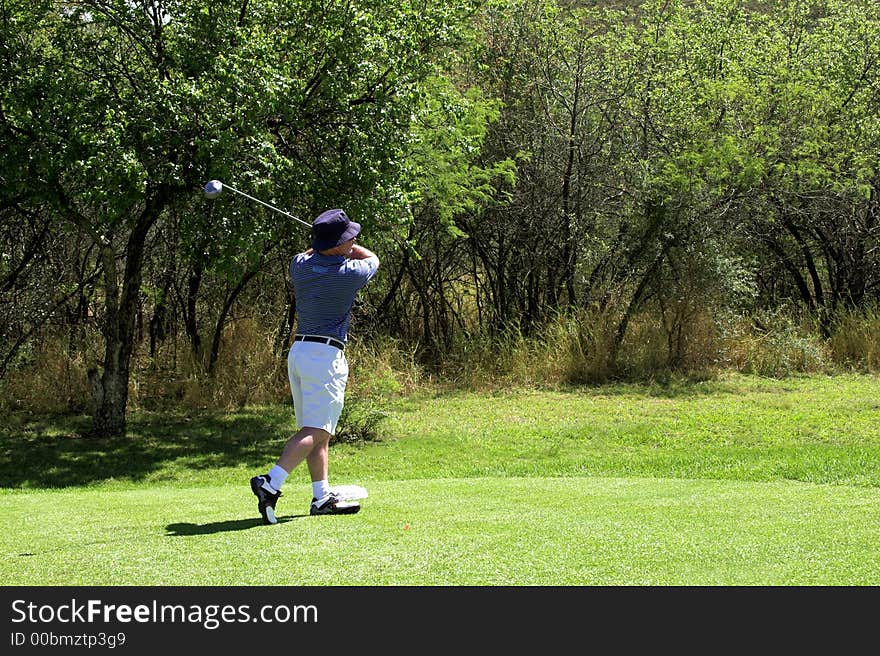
top-left (299, 426), bottom-right (331, 443)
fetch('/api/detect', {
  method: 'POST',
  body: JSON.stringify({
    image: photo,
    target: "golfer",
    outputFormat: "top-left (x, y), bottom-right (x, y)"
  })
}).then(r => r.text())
top-left (250, 208), bottom-right (379, 524)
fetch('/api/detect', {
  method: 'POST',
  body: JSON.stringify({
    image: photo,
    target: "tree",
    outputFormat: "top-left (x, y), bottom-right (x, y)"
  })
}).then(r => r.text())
top-left (369, 74), bottom-right (515, 353)
top-left (1, 0), bottom-right (478, 434)
top-left (2, 0), bottom-right (283, 434)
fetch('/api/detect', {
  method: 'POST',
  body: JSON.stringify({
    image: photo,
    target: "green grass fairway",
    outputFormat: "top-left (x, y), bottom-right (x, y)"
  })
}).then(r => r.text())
top-left (2, 373), bottom-right (880, 585)
top-left (3, 477), bottom-right (879, 585)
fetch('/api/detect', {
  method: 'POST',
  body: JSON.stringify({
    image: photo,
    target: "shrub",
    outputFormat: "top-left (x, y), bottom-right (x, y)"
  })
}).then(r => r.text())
top-left (0, 335), bottom-right (93, 414)
top-left (827, 306), bottom-right (880, 373)
top-left (716, 309), bottom-right (831, 377)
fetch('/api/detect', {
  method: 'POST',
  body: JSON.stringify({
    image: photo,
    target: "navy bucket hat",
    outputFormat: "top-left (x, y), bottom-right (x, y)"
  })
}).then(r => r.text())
top-left (311, 209), bottom-right (361, 251)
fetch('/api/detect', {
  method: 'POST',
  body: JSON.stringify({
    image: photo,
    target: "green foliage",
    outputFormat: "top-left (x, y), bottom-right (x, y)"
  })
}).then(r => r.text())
top-left (6, 0), bottom-right (880, 412)
top-left (403, 75), bottom-right (516, 235)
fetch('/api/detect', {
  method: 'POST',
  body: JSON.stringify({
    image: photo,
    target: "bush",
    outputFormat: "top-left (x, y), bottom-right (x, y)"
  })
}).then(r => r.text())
top-left (827, 306), bottom-right (880, 372)
top-left (716, 309), bottom-right (831, 377)
top-left (333, 396), bottom-right (389, 444)
top-left (331, 336), bottom-right (420, 444)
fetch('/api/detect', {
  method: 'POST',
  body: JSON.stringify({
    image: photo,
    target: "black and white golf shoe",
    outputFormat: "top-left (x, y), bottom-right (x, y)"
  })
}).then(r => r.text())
top-left (310, 492), bottom-right (360, 516)
top-left (250, 475), bottom-right (282, 525)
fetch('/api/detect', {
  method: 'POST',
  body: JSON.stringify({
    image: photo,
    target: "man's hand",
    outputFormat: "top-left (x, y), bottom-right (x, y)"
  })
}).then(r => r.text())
top-left (348, 244), bottom-right (378, 261)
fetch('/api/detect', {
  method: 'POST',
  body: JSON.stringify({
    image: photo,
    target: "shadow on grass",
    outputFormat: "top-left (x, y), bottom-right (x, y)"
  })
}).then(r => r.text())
top-left (165, 515), bottom-right (306, 535)
top-left (0, 408), bottom-right (295, 489)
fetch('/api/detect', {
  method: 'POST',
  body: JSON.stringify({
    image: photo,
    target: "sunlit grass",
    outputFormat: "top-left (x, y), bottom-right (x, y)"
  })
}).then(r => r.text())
top-left (2, 373), bottom-right (879, 584)
top-left (2, 477), bottom-right (878, 585)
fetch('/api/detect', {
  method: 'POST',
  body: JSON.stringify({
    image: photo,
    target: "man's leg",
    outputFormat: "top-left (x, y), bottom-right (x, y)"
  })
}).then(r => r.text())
top-left (267, 428), bottom-right (358, 515)
top-left (250, 426), bottom-right (329, 525)
top-left (306, 433), bottom-right (359, 516)
top-left (306, 354), bottom-right (358, 515)
top-left (306, 438), bottom-right (329, 485)
top-left (277, 426), bottom-right (331, 473)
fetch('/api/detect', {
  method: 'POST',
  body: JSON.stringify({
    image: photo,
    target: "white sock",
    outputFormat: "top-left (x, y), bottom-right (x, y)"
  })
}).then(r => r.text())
top-left (266, 465), bottom-right (289, 492)
top-left (312, 480), bottom-right (330, 500)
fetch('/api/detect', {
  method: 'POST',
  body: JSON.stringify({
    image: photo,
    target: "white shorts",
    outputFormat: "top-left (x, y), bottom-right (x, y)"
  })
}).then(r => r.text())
top-left (287, 340), bottom-right (349, 434)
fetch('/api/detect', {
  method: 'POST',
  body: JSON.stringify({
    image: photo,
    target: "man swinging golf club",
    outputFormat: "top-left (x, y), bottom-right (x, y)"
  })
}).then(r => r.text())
top-left (250, 208), bottom-right (379, 523)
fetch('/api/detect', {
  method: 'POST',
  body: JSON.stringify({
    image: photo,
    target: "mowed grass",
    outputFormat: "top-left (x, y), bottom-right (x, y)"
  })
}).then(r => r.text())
top-left (2, 373), bottom-right (880, 585)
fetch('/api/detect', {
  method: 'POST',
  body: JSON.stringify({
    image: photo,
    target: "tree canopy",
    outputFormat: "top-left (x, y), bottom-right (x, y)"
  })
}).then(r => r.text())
top-left (3, 0), bottom-right (880, 432)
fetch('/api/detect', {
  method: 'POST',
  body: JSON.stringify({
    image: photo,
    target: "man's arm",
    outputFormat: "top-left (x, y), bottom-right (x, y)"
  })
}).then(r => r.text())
top-left (348, 244), bottom-right (379, 262)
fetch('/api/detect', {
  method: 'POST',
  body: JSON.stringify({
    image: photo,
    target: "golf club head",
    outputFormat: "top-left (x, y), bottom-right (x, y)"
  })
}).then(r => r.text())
top-left (203, 180), bottom-right (223, 198)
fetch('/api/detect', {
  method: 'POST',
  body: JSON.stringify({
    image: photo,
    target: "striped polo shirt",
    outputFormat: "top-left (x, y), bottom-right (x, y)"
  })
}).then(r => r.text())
top-left (289, 251), bottom-right (380, 342)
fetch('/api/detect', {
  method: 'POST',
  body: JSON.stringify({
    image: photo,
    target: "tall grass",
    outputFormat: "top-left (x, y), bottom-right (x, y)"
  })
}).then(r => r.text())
top-left (715, 308), bottom-right (832, 377)
top-left (0, 335), bottom-right (94, 414)
top-left (2, 305), bottom-right (879, 416)
top-left (827, 306), bottom-right (880, 371)
top-left (422, 305), bottom-right (835, 388)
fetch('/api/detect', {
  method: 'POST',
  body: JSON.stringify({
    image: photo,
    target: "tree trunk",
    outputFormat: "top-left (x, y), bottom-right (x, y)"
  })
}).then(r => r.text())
top-left (183, 263), bottom-right (204, 359)
top-left (90, 190), bottom-right (168, 437)
top-left (274, 292), bottom-right (296, 357)
top-left (207, 268), bottom-right (259, 375)
top-left (560, 66), bottom-right (581, 306)
top-left (610, 248), bottom-right (666, 368)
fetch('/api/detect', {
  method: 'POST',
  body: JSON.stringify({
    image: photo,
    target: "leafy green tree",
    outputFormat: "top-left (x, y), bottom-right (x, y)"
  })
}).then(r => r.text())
top-left (1, 0), bottom-right (287, 434)
top-left (595, 0), bottom-right (765, 364)
top-left (465, 0), bottom-right (624, 332)
top-left (370, 73), bottom-right (515, 352)
top-left (679, 0), bottom-right (880, 334)
top-left (1, 0), bottom-right (478, 434)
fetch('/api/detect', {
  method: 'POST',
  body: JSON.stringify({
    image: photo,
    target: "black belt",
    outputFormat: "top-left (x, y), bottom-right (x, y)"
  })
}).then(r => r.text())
top-left (294, 334), bottom-right (345, 350)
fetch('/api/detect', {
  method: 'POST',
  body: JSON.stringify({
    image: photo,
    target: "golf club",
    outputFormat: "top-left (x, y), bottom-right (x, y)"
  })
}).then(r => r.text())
top-left (203, 180), bottom-right (311, 228)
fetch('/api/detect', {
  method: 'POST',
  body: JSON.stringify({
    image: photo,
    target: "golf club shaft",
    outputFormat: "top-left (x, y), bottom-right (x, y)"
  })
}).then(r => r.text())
top-left (221, 183), bottom-right (312, 227)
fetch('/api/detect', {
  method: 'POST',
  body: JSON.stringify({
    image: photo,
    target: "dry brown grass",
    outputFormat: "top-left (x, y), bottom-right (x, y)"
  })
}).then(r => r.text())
top-left (714, 310), bottom-right (832, 377)
top-left (0, 319), bottom-right (424, 414)
top-left (826, 306), bottom-right (880, 373)
top-left (0, 337), bottom-right (94, 414)
top-left (5, 304), bottom-right (879, 414)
